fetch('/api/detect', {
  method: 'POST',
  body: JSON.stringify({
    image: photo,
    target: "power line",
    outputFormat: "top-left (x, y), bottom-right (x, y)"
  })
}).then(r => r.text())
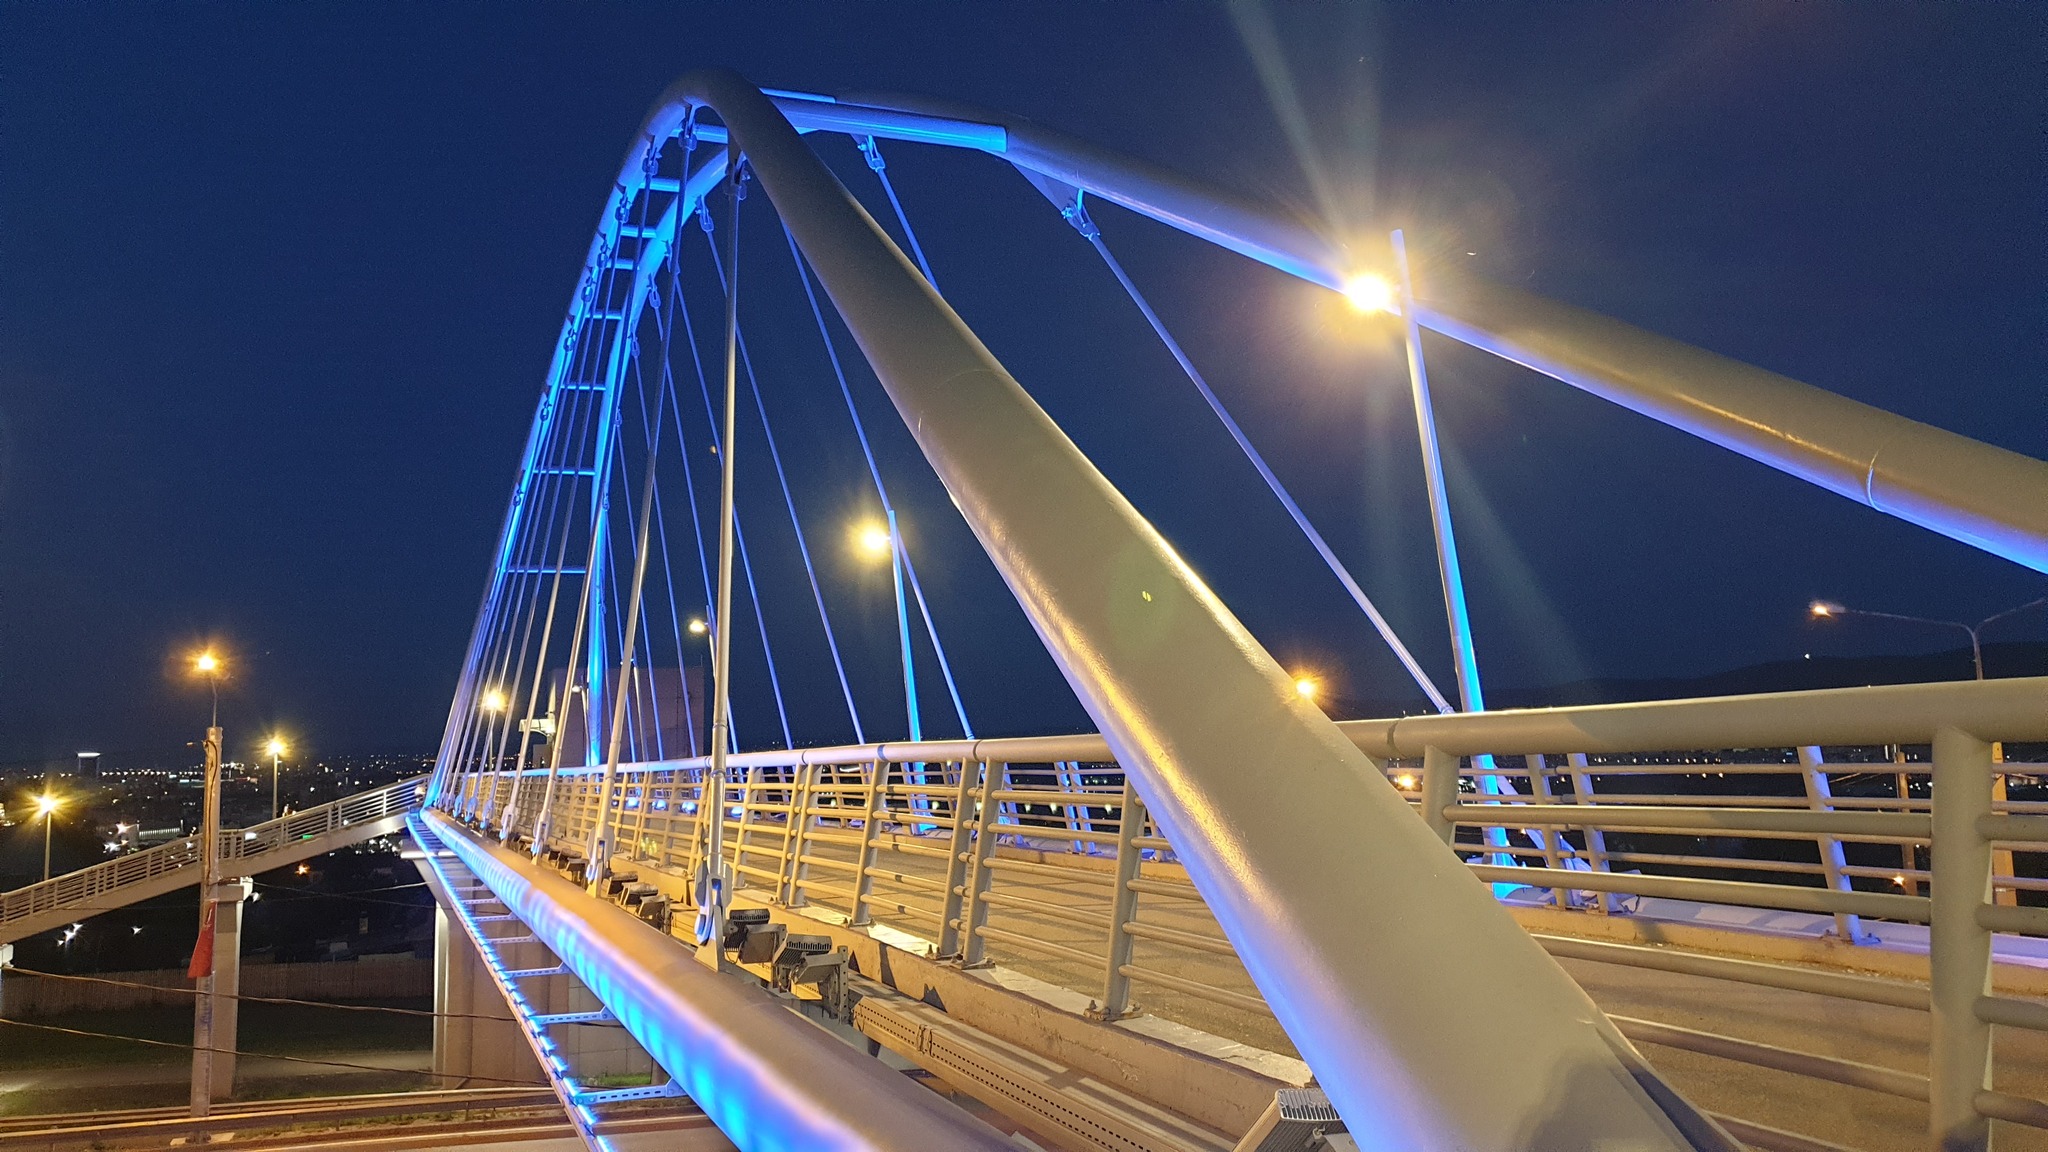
top-left (0, 1017), bottom-right (544, 1086)
top-left (3, 964), bottom-right (525, 1024)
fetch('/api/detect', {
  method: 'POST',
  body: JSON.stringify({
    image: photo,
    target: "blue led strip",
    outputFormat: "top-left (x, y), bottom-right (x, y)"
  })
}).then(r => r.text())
top-left (409, 817), bottom-right (619, 1152)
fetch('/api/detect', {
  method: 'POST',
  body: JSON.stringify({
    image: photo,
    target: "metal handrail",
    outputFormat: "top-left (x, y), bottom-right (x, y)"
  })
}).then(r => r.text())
top-left (0, 776), bottom-right (425, 931)
top-left (454, 671), bottom-right (2048, 1151)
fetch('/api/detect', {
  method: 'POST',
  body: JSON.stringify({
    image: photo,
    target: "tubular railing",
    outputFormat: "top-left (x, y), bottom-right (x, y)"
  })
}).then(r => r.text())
top-left (0, 776), bottom-right (425, 932)
top-left (443, 677), bottom-right (2048, 1151)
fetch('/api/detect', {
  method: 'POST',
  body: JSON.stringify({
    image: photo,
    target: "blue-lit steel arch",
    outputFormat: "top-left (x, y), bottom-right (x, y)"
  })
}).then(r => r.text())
top-left (428, 68), bottom-right (2048, 1152)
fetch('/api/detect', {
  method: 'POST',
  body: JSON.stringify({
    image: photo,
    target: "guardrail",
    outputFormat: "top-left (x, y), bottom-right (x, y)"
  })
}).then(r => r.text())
top-left (441, 678), bottom-right (2048, 1151)
top-left (0, 776), bottom-right (425, 936)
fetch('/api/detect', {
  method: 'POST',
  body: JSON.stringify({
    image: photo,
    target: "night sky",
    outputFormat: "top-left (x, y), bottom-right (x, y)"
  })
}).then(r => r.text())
top-left (3, 3), bottom-right (2042, 769)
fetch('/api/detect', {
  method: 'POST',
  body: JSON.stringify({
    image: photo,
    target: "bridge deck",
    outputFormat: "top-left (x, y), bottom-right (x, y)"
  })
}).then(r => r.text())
top-left (781, 835), bottom-right (2048, 1152)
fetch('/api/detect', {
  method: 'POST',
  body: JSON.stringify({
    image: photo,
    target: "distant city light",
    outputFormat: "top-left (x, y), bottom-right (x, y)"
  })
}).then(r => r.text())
top-left (296, 863), bottom-right (310, 875)
top-left (854, 522), bottom-right (893, 559)
top-left (1294, 677), bottom-right (1319, 701)
top-left (1341, 273), bottom-right (1397, 315)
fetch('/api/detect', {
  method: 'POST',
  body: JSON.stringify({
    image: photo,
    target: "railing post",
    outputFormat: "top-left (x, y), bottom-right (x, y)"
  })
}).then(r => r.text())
top-left (1565, 752), bottom-right (1611, 914)
top-left (1525, 755), bottom-right (1567, 908)
top-left (682, 768), bottom-right (707, 904)
top-left (1991, 744), bottom-right (2017, 908)
top-left (1094, 774), bottom-right (1146, 1021)
top-left (1893, 748), bottom-right (1922, 897)
top-left (1798, 745), bottom-right (1871, 944)
top-left (1418, 746), bottom-right (1460, 847)
top-left (777, 763), bottom-right (814, 907)
top-left (936, 760), bottom-right (982, 957)
top-left (848, 761), bottom-right (885, 927)
top-left (1930, 726), bottom-right (1994, 1152)
top-left (959, 761), bottom-right (1004, 967)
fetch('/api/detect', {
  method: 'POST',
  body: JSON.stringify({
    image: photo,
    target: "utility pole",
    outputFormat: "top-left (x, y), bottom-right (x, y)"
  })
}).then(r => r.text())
top-left (189, 722), bottom-right (223, 1116)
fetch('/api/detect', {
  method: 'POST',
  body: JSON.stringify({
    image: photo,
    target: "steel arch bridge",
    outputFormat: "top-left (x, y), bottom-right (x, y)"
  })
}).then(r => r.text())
top-left (407, 72), bottom-right (2048, 1152)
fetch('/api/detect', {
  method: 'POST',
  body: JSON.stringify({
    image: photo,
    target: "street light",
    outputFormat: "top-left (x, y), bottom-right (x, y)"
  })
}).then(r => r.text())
top-left (480, 689), bottom-right (508, 713)
top-left (1341, 272), bottom-right (1398, 315)
top-left (192, 650), bottom-right (222, 727)
top-left (1294, 677), bottom-right (1319, 701)
top-left (687, 617), bottom-right (709, 636)
top-left (854, 515), bottom-right (920, 741)
top-left (264, 737), bottom-right (288, 821)
top-left (36, 793), bottom-right (61, 881)
top-left (1809, 597), bottom-right (2048, 680)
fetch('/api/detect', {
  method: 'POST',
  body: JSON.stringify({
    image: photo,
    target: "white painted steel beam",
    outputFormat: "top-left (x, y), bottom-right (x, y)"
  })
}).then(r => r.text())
top-left (659, 70), bottom-right (1736, 1151)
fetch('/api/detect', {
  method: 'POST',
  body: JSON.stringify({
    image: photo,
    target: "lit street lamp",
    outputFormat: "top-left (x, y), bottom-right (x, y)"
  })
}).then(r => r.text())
top-left (265, 737), bottom-right (288, 821)
top-left (854, 515), bottom-right (920, 741)
top-left (36, 793), bottom-right (62, 881)
top-left (1809, 597), bottom-right (2048, 681)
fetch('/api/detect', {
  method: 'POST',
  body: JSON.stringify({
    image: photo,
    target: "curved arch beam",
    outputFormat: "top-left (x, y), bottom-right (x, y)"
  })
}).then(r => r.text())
top-left (660, 69), bottom-right (1737, 1151)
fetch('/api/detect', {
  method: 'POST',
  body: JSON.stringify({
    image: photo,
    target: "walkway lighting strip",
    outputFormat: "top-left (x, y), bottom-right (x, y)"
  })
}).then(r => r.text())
top-left (409, 816), bottom-right (617, 1152)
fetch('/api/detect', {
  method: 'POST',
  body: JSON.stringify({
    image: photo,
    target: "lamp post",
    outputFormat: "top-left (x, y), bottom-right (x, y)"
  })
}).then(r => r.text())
top-left (856, 517), bottom-right (921, 741)
top-left (264, 738), bottom-right (287, 821)
top-left (1809, 597), bottom-right (2048, 681)
top-left (36, 794), bottom-right (61, 882)
top-left (188, 649), bottom-right (224, 1117)
top-left (687, 618), bottom-right (710, 758)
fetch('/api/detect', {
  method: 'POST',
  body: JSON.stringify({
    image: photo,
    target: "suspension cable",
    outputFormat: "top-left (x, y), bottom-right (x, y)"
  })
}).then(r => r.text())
top-left (780, 222), bottom-right (976, 738)
top-left (857, 136), bottom-right (939, 290)
top-left (1059, 193), bottom-right (1453, 714)
top-left (687, 193), bottom-right (793, 749)
top-left (703, 238), bottom-right (867, 744)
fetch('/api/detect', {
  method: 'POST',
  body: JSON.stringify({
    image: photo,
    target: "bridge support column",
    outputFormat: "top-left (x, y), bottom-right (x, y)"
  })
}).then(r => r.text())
top-left (193, 877), bottom-right (251, 1103)
top-left (431, 902), bottom-right (540, 1087)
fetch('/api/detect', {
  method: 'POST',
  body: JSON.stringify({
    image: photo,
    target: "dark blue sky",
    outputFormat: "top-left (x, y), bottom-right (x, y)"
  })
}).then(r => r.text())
top-left (2, 3), bottom-right (2042, 767)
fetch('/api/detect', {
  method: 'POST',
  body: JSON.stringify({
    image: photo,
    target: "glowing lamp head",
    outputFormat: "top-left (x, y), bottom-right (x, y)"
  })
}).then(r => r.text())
top-left (1393, 773), bottom-right (1418, 791)
top-left (193, 652), bottom-right (219, 675)
top-left (855, 522), bottom-right (893, 560)
top-left (265, 738), bottom-right (287, 758)
top-left (480, 690), bottom-right (508, 713)
top-left (687, 618), bottom-right (708, 636)
top-left (1810, 601), bottom-right (1841, 619)
top-left (1294, 677), bottom-right (1319, 701)
top-left (35, 794), bottom-right (60, 817)
top-left (1341, 273), bottom-right (1398, 315)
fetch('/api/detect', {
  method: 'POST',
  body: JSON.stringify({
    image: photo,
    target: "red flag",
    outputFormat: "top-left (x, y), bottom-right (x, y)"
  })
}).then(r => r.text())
top-left (187, 899), bottom-right (216, 980)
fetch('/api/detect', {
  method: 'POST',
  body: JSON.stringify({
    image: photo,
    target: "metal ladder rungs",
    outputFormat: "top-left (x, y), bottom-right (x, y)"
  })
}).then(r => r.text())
top-left (532, 1008), bottom-right (615, 1027)
top-left (503, 965), bottom-right (569, 979)
top-left (569, 1080), bottom-right (686, 1107)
